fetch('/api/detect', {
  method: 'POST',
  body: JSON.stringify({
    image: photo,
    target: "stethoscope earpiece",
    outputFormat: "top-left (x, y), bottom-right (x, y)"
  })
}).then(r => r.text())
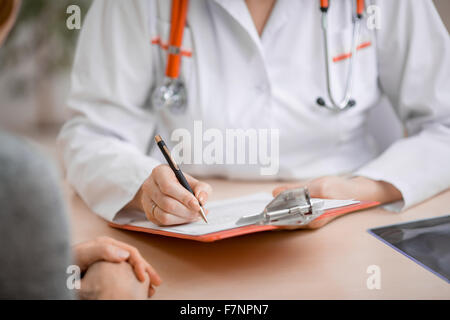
top-left (316, 97), bottom-right (357, 110)
top-left (348, 99), bottom-right (356, 108)
top-left (316, 97), bottom-right (326, 107)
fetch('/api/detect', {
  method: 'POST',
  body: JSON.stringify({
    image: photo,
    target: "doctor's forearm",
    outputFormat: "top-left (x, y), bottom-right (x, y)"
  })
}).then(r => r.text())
top-left (272, 176), bottom-right (403, 230)
top-left (273, 176), bottom-right (403, 205)
top-left (350, 176), bottom-right (403, 204)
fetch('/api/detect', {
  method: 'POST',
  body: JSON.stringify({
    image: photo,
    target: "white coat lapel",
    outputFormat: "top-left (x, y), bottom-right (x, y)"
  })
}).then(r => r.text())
top-left (212, 0), bottom-right (263, 52)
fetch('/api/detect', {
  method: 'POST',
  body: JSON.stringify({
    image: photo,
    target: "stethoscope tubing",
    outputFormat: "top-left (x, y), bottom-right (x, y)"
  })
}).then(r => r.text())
top-left (153, 0), bottom-right (365, 114)
top-left (318, 10), bottom-right (362, 111)
top-left (166, 0), bottom-right (189, 79)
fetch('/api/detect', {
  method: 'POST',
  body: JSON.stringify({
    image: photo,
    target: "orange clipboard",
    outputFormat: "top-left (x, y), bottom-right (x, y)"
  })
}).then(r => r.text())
top-left (109, 188), bottom-right (380, 242)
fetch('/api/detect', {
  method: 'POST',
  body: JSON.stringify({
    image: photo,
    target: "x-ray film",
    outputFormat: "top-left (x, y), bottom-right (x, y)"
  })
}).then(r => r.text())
top-left (369, 215), bottom-right (450, 283)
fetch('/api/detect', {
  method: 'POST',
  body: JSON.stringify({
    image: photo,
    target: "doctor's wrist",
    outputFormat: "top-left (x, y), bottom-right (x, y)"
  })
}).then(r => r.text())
top-left (124, 187), bottom-right (145, 212)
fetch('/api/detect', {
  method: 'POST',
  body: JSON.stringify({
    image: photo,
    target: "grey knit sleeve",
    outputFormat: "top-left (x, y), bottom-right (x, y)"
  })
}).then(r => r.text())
top-left (0, 132), bottom-right (75, 299)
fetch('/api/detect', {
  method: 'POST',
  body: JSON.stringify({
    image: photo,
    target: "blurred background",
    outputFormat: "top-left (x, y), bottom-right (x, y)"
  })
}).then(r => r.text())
top-left (0, 0), bottom-right (449, 159)
top-left (0, 0), bottom-right (91, 158)
top-left (0, 0), bottom-right (90, 136)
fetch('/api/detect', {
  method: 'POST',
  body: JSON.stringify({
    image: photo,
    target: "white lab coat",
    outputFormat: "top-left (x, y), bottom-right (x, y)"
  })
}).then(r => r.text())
top-left (58, 0), bottom-right (450, 221)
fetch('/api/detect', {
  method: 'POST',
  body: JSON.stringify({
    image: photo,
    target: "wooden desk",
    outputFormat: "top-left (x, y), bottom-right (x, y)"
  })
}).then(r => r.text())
top-left (68, 179), bottom-right (450, 299)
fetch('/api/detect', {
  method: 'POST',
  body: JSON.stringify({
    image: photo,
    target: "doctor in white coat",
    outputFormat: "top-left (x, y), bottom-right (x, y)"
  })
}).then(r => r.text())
top-left (59, 0), bottom-right (450, 227)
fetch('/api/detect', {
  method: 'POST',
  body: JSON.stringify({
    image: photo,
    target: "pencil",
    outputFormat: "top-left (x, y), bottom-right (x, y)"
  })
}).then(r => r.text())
top-left (154, 135), bottom-right (208, 223)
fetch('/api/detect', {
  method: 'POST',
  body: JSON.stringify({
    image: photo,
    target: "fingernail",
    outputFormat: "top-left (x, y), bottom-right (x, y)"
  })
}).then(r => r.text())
top-left (116, 249), bottom-right (130, 259)
top-left (188, 198), bottom-right (200, 210)
top-left (198, 193), bottom-right (205, 205)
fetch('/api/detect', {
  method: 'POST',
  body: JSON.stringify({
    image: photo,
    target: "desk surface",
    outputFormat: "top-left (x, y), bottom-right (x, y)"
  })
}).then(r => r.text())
top-left (68, 179), bottom-right (450, 299)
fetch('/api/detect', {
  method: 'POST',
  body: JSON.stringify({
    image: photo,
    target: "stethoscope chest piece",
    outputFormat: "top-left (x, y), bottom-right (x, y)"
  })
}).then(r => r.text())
top-left (151, 0), bottom-right (190, 114)
top-left (152, 77), bottom-right (187, 114)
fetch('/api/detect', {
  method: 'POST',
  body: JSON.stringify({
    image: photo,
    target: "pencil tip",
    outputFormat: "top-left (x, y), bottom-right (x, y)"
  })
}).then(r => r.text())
top-left (155, 135), bottom-right (162, 143)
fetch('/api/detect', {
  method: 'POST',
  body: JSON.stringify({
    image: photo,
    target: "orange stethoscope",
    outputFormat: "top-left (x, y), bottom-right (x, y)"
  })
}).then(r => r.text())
top-left (152, 0), bottom-right (365, 114)
top-left (316, 0), bottom-right (365, 111)
top-left (152, 0), bottom-right (190, 114)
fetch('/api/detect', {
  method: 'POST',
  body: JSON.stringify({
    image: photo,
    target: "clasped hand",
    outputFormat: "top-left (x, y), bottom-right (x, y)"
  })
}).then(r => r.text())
top-left (74, 236), bottom-right (162, 299)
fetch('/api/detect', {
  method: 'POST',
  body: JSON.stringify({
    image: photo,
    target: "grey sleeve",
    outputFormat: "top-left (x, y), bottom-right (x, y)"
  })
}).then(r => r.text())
top-left (0, 132), bottom-right (75, 299)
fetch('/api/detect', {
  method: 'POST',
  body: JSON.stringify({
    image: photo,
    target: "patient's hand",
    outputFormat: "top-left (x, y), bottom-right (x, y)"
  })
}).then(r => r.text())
top-left (272, 176), bottom-right (402, 229)
top-left (79, 261), bottom-right (151, 300)
top-left (73, 236), bottom-right (161, 296)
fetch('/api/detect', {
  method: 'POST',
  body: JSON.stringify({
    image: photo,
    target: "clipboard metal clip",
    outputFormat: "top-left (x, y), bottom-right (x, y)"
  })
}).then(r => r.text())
top-left (236, 187), bottom-right (325, 227)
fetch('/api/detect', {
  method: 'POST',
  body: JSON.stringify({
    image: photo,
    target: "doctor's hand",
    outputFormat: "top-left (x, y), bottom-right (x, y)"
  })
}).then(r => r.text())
top-left (272, 176), bottom-right (402, 229)
top-left (73, 236), bottom-right (162, 296)
top-left (126, 164), bottom-right (212, 226)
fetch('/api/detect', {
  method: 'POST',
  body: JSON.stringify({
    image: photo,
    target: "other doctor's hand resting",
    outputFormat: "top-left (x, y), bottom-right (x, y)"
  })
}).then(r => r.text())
top-left (272, 176), bottom-right (403, 229)
top-left (125, 164), bottom-right (212, 226)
